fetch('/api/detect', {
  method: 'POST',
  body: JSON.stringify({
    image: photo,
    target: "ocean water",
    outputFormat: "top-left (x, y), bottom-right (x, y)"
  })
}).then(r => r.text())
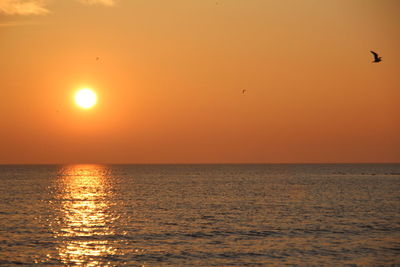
top-left (0, 164), bottom-right (399, 266)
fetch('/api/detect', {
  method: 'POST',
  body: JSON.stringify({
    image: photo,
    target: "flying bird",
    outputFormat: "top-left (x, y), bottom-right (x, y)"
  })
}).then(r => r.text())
top-left (370, 51), bottom-right (382, 63)
top-left (242, 89), bottom-right (247, 94)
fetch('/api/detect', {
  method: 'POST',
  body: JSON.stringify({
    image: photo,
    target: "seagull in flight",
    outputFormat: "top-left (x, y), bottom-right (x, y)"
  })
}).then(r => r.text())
top-left (370, 51), bottom-right (382, 63)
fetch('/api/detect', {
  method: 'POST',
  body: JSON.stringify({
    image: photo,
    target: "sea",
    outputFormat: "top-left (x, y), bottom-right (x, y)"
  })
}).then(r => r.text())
top-left (0, 164), bottom-right (399, 266)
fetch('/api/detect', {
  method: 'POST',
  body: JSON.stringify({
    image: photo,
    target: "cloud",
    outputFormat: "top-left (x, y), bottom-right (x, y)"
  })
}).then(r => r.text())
top-left (0, 20), bottom-right (41, 27)
top-left (0, 0), bottom-right (115, 15)
top-left (0, 0), bottom-right (49, 15)
top-left (78, 0), bottom-right (115, 6)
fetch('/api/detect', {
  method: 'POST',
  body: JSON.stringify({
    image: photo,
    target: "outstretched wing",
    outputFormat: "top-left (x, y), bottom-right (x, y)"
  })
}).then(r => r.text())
top-left (370, 51), bottom-right (379, 60)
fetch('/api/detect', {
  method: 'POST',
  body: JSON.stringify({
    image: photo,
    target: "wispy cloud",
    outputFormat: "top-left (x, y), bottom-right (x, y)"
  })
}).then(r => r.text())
top-left (0, 20), bottom-right (44, 27)
top-left (0, 0), bottom-right (49, 15)
top-left (0, 0), bottom-right (116, 15)
top-left (78, 0), bottom-right (115, 6)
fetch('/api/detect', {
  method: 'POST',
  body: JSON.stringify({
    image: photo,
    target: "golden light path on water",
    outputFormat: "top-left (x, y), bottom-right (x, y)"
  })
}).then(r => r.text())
top-left (52, 165), bottom-right (119, 265)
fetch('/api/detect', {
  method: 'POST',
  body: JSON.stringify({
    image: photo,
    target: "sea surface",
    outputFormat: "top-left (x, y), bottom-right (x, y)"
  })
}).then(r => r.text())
top-left (0, 164), bottom-right (399, 266)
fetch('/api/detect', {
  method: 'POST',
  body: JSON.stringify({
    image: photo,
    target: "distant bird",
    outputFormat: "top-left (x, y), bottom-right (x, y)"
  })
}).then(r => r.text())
top-left (96, 57), bottom-right (100, 61)
top-left (370, 51), bottom-right (382, 63)
top-left (242, 89), bottom-right (247, 94)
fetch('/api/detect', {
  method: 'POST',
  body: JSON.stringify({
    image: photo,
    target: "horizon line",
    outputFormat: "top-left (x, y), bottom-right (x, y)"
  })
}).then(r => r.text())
top-left (1, 162), bottom-right (399, 166)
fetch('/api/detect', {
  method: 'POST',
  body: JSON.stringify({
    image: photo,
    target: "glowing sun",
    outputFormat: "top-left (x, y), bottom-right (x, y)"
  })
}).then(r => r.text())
top-left (75, 89), bottom-right (97, 109)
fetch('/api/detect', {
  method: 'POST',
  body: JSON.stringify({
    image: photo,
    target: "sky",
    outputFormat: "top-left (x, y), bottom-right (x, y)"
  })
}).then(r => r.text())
top-left (0, 0), bottom-right (399, 164)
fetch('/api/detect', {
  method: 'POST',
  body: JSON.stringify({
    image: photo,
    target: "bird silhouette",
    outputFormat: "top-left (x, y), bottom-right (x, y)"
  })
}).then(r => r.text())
top-left (370, 51), bottom-right (382, 63)
top-left (242, 89), bottom-right (247, 94)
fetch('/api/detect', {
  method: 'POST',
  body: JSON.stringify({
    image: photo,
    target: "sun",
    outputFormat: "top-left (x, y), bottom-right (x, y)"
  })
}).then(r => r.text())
top-left (75, 89), bottom-right (97, 109)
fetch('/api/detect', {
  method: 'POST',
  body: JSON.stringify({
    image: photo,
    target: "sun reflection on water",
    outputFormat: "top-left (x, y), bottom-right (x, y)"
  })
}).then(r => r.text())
top-left (52, 165), bottom-right (118, 266)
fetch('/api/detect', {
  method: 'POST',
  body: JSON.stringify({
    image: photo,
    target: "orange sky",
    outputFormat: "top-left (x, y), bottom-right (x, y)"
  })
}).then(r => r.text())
top-left (0, 0), bottom-right (399, 164)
